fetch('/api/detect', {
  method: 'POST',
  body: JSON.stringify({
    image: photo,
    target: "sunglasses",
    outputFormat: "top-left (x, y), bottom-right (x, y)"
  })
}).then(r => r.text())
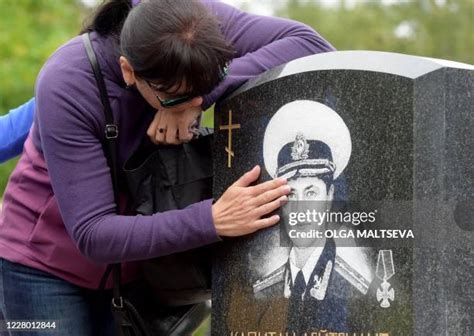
top-left (145, 65), bottom-right (229, 108)
top-left (145, 80), bottom-right (192, 108)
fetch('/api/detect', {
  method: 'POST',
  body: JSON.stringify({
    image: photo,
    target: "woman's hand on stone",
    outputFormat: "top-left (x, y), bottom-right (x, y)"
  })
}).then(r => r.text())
top-left (212, 165), bottom-right (290, 237)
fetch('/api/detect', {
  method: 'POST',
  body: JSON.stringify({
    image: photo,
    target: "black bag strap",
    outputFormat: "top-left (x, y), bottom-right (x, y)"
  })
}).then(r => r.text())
top-left (81, 32), bottom-right (123, 309)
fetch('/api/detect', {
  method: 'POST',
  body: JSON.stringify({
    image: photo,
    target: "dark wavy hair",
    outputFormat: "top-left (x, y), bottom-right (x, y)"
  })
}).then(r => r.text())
top-left (81, 0), bottom-right (132, 36)
top-left (82, 0), bottom-right (234, 97)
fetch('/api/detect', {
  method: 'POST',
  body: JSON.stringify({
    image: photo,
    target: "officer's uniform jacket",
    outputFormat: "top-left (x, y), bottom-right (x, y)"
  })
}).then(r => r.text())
top-left (252, 238), bottom-right (375, 333)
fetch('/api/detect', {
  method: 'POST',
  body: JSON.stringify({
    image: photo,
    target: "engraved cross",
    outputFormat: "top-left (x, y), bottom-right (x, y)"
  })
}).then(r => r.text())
top-left (219, 110), bottom-right (240, 168)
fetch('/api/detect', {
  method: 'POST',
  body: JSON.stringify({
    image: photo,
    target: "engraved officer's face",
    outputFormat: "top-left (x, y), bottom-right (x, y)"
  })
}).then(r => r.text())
top-left (287, 176), bottom-right (333, 202)
top-left (282, 175), bottom-right (335, 247)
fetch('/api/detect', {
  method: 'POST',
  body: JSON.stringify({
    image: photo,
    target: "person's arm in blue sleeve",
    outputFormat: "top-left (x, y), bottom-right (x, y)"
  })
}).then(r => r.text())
top-left (0, 98), bottom-right (35, 163)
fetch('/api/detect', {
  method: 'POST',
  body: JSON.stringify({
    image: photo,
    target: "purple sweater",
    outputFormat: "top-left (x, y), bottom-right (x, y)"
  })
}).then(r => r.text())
top-left (0, 1), bottom-right (335, 289)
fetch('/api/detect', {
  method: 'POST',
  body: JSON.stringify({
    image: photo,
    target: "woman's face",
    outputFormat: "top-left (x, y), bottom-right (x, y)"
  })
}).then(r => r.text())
top-left (135, 78), bottom-right (196, 111)
top-left (119, 56), bottom-right (203, 112)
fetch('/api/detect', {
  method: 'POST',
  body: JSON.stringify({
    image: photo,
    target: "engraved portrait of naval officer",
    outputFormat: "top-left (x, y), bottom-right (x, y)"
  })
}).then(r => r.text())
top-left (253, 100), bottom-right (375, 333)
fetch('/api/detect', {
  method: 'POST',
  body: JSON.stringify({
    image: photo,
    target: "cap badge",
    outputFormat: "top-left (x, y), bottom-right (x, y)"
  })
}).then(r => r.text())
top-left (291, 133), bottom-right (309, 161)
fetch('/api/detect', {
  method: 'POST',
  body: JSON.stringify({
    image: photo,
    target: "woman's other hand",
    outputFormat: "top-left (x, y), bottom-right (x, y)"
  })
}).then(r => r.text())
top-left (146, 97), bottom-right (203, 145)
top-left (212, 165), bottom-right (290, 237)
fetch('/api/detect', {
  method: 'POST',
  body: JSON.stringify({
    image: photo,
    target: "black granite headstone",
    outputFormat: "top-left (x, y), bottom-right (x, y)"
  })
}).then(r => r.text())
top-left (212, 51), bottom-right (473, 336)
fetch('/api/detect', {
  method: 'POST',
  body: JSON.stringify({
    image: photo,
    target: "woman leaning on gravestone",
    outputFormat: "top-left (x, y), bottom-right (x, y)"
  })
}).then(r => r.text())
top-left (0, 0), bottom-right (335, 334)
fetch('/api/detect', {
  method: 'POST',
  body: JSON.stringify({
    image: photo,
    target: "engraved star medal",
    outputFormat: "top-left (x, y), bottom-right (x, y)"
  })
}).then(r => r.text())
top-left (375, 250), bottom-right (395, 308)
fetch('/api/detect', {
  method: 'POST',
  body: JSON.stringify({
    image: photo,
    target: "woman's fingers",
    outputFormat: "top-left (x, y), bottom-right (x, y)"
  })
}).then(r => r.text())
top-left (250, 177), bottom-right (288, 194)
top-left (147, 111), bottom-right (162, 145)
top-left (232, 165), bottom-right (261, 187)
top-left (212, 170), bottom-right (289, 237)
top-left (177, 107), bottom-right (201, 143)
top-left (178, 121), bottom-right (193, 143)
top-left (147, 106), bottom-right (202, 145)
top-left (165, 124), bottom-right (179, 145)
top-left (253, 194), bottom-right (288, 218)
top-left (250, 183), bottom-right (290, 207)
top-left (253, 214), bottom-right (281, 230)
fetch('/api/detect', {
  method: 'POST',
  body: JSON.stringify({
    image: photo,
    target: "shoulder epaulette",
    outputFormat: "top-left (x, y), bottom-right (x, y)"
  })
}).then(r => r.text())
top-left (335, 255), bottom-right (371, 295)
top-left (252, 264), bottom-right (286, 294)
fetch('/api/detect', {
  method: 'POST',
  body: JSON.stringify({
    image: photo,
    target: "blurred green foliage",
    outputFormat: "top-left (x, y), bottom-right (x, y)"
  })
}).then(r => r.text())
top-left (279, 0), bottom-right (473, 64)
top-left (0, 0), bottom-right (89, 194)
top-left (0, 0), bottom-right (88, 110)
